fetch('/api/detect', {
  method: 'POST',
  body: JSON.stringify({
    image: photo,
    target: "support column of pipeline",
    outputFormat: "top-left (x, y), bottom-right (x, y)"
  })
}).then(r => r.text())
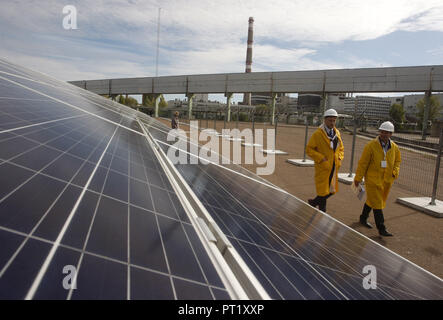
top-left (226, 93), bottom-right (233, 122)
top-left (154, 94), bottom-right (161, 118)
top-left (270, 93), bottom-right (277, 125)
top-left (187, 93), bottom-right (195, 120)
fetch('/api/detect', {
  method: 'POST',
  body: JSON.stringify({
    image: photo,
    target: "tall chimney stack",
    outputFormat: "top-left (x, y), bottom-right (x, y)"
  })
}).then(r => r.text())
top-left (243, 17), bottom-right (254, 105)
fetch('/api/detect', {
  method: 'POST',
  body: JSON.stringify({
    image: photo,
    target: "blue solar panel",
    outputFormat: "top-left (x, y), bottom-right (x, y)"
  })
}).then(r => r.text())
top-left (0, 59), bottom-right (229, 299)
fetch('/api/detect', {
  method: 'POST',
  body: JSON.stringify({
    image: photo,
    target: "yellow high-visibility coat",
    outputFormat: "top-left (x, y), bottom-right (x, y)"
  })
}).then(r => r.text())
top-left (306, 126), bottom-right (344, 197)
top-left (355, 137), bottom-right (401, 209)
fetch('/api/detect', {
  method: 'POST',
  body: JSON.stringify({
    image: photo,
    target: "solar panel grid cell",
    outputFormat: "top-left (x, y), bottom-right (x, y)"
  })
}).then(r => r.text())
top-left (0, 238), bottom-right (52, 299)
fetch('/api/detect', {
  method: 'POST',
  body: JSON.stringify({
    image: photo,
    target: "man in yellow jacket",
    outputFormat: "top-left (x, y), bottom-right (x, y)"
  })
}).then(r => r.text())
top-left (306, 109), bottom-right (345, 212)
top-left (354, 121), bottom-right (401, 237)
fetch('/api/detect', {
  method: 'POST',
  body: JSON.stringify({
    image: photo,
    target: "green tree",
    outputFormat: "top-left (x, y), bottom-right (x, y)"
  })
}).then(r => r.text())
top-left (159, 95), bottom-right (168, 108)
top-left (117, 95), bottom-right (125, 104)
top-left (416, 96), bottom-right (442, 129)
top-left (143, 94), bottom-right (167, 108)
top-left (143, 95), bottom-right (155, 107)
top-left (125, 96), bottom-right (138, 107)
top-left (252, 104), bottom-right (269, 121)
top-left (389, 103), bottom-right (405, 125)
top-left (254, 104), bottom-right (269, 114)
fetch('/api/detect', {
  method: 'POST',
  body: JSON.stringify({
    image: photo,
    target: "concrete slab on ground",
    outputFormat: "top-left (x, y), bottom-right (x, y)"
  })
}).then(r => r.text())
top-left (338, 173), bottom-right (356, 185)
top-left (397, 197), bottom-right (443, 218)
top-left (287, 159), bottom-right (314, 166)
top-left (262, 149), bottom-right (288, 155)
top-left (202, 129), bottom-right (218, 135)
top-left (242, 142), bottom-right (263, 147)
top-left (226, 137), bottom-right (244, 141)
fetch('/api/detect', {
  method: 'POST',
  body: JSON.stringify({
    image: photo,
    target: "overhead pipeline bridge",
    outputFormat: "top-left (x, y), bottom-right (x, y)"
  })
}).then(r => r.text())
top-left (69, 65), bottom-right (443, 122)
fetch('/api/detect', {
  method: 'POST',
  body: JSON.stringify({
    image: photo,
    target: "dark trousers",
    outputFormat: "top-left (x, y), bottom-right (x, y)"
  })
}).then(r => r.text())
top-left (360, 203), bottom-right (387, 232)
top-left (311, 193), bottom-right (332, 212)
top-left (311, 161), bottom-right (335, 212)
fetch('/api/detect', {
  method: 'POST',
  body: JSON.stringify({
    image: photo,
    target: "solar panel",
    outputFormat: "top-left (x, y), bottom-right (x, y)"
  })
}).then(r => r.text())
top-left (184, 164), bottom-right (443, 299)
top-left (0, 59), bottom-right (232, 299)
top-left (138, 113), bottom-right (443, 300)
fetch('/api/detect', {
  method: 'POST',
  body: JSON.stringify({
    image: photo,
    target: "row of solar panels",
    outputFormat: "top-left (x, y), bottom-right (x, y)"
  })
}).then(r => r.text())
top-left (0, 58), bottom-right (442, 299)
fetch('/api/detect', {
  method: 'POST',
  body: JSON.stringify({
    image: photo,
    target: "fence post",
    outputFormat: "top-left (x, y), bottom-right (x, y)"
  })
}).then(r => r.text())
top-left (214, 112), bottom-right (217, 131)
top-left (303, 116), bottom-right (309, 161)
top-left (421, 90), bottom-right (432, 141)
top-left (348, 103), bottom-right (358, 177)
top-left (206, 109), bottom-right (208, 128)
top-left (430, 127), bottom-right (443, 205)
top-left (198, 111), bottom-right (203, 130)
top-left (422, 69), bottom-right (434, 140)
top-left (252, 111), bottom-right (255, 143)
top-left (236, 105), bottom-right (239, 129)
top-left (274, 113), bottom-right (278, 151)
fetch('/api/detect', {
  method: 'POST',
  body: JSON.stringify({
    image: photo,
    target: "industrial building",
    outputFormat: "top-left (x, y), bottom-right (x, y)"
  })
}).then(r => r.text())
top-left (343, 96), bottom-right (391, 119)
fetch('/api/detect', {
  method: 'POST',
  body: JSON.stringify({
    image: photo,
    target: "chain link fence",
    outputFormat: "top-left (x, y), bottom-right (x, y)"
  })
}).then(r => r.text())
top-left (342, 122), bottom-right (443, 202)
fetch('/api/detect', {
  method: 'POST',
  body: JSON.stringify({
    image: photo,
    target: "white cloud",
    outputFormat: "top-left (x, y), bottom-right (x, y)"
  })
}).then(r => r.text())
top-left (0, 0), bottom-right (442, 83)
top-left (427, 46), bottom-right (443, 56)
top-left (0, 46), bottom-right (151, 81)
top-left (397, 5), bottom-right (443, 32)
top-left (4, 0), bottom-right (443, 45)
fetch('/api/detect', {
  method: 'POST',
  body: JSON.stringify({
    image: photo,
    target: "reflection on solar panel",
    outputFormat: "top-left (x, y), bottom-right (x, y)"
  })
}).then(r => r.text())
top-left (0, 59), bottom-right (235, 300)
top-left (0, 58), bottom-right (442, 300)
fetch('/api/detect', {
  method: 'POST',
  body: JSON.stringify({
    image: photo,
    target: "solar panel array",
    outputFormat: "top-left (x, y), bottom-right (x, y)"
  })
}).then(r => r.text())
top-left (0, 58), bottom-right (442, 300)
top-left (0, 59), bottom-right (229, 300)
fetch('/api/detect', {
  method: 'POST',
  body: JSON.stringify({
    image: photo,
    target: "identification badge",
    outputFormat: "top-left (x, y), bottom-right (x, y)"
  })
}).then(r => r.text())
top-left (381, 160), bottom-right (387, 168)
top-left (330, 141), bottom-right (334, 149)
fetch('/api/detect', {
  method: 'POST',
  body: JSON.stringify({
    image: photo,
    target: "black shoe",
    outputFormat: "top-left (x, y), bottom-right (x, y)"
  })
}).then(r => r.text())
top-left (359, 219), bottom-right (373, 229)
top-left (379, 230), bottom-right (393, 237)
top-left (308, 199), bottom-right (316, 207)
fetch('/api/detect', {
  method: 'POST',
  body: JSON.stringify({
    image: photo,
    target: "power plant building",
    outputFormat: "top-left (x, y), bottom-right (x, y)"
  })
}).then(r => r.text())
top-left (344, 96), bottom-right (391, 119)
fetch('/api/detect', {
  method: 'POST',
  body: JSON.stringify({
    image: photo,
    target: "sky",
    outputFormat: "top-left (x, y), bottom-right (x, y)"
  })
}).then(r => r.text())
top-left (1, 0), bottom-right (443, 102)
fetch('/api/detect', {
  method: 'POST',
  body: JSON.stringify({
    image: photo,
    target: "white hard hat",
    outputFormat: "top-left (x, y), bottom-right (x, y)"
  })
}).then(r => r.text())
top-left (324, 108), bottom-right (338, 117)
top-left (378, 121), bottom-right (395, 132)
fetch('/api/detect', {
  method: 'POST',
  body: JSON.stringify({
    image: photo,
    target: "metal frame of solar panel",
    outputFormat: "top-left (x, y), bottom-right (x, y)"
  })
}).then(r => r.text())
top-left (0, 58), bottom-right (247, 300)
top-left (1, 58), bottom-right (442, 300)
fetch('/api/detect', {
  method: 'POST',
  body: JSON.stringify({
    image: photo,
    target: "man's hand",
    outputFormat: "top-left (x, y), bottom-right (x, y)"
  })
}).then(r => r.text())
top-left (320, 157), bottom-right (327, 163)
top-left (354, 180), bottom-right (360, 187)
